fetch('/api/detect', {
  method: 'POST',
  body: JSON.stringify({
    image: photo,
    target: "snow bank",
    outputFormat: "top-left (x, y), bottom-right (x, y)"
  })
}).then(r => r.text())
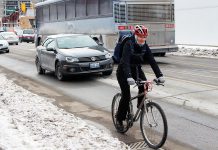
top-left (170, 45), bottom-right (218, 59)
top-left (0, 74), bottom-right (130, 150)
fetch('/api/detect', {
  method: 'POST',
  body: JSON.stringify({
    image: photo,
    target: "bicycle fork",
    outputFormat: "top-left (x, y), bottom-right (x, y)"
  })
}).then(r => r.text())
top-left (144, 102), bottom-right (158, 127)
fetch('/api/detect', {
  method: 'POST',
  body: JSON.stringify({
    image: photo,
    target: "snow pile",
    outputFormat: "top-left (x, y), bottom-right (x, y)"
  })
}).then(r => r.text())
top-left (0, 74), bottom-right (130, 150)
top-left (170, 45), bottom-right (218, 59)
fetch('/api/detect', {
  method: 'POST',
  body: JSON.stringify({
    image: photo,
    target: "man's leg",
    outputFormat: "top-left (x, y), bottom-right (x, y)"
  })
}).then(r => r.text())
top-left (137, 67), bottom-right (147, 107)
top-left (116, 71), bottom-right (131, 122)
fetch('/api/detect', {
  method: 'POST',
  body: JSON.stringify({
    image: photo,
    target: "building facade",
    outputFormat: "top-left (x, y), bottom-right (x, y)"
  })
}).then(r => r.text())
top-left (0, 0), bottom-right (43, 30)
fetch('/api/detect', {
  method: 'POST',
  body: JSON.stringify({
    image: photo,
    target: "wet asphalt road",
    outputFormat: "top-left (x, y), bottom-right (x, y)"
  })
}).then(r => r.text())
top-left (0, 43), bottom-right (218, 150)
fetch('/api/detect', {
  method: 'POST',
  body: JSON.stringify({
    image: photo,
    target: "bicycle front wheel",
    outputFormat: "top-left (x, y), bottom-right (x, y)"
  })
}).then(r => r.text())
top-left (140, 102), bottom-right (168, 149)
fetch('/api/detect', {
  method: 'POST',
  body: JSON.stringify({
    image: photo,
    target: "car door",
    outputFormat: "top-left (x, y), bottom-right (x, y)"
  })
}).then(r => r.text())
top-left (45, 40), bottom-right (57, 71)
top-left (40, 38), bottom-right (53, 69)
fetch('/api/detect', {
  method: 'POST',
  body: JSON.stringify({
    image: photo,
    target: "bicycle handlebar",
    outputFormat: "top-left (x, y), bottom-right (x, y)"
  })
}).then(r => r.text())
top-left (134, 79), bottom-right (164, 87)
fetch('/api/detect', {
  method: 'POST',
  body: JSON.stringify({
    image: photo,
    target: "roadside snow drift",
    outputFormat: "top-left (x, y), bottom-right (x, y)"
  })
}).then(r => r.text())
top-left (0, 74), bottom-right (130, 150)
top-left (170, 45), bottom-right (218, 59)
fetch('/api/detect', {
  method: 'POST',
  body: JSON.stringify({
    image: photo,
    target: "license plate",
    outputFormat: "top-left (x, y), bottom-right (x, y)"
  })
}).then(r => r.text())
top-left (90, 62), bottom-right (100, 69)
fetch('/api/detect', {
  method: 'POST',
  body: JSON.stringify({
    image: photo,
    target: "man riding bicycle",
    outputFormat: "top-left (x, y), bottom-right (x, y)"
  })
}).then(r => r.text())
top-left (116, 25), bottom-right (165, 130)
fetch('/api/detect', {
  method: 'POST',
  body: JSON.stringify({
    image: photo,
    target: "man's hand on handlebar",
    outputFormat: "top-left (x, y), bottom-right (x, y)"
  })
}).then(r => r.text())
top-left (127, 77), bottom-right (135, 85)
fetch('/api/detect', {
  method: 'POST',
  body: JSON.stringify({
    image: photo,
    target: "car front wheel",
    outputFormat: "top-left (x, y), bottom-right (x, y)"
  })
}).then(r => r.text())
top-left (55, 62), bottom-right (65, 81)
top-left (36, 57), bottom-right (45, 75)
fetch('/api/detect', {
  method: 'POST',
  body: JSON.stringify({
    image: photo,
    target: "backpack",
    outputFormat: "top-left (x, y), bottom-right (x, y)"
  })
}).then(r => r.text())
top-left (112, 31), bottom-right (134, 63)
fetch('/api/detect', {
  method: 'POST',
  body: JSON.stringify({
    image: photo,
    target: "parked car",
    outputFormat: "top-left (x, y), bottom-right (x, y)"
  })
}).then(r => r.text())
top-left (0, 32), bottom-right (19, 45)
top-left (14, 29), bottom-right (23, 42)
top-left (20, 29), bottom-right (35, 43)
top-left (0, 35), bottom-right (9, 53)
top-left (35, 34), bottom-right (114, 80)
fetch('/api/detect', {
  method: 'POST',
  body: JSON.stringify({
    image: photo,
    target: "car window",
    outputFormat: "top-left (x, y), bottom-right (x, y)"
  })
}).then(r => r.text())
top-left (57, 35), bottom-right (98, 49)
top-left (0, 32), bottom-right (16, 38)
top-left (0, 35), bottom-right (4, 40)
top-left (42, 38), bottom-right (53, 47)
top-left (47, 40), bottom-right (56, 49)
top-left (23, 30), bottom-right (34, 34)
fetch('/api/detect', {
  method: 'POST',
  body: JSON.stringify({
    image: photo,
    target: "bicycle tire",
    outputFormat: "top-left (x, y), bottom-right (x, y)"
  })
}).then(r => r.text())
top-left (111, 93), bottom-right (129, 133)
top-left (140, 102), bottom-right (168, 149)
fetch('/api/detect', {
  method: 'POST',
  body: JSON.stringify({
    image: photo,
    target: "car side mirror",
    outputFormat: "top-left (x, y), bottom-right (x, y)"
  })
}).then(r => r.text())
top-left (92, 36), bottom-right (104, 46)
top-left (98, 42), bottom-right (104, 46)
top-left (47, 47), bottom-right (55, 51)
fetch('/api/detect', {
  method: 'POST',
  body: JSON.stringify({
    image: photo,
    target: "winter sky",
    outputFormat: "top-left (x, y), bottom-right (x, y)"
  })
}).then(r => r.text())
top-left (175, 0), bottom-right (218, 46)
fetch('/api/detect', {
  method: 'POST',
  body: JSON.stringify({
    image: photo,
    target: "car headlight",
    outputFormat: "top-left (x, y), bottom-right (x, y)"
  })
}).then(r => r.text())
top-left (105, 53), bottom-right (112, 59)
top-left (65, 57), bottom-right (79, 63)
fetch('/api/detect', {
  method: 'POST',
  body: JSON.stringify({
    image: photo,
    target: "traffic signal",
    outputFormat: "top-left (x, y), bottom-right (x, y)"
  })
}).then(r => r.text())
top-left (21, 2), bottom-right (26, 13)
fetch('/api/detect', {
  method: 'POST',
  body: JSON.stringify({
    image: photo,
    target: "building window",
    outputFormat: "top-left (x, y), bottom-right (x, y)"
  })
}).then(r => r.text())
top-left (57, 2), bottom-right (65, 20)
top-left (37, 7), bottom-right (43, 22)
top-left (75, 0), bottom-right (86, 18)
top-left (99, 0), bottom-right (112, 15)
top-left (43, 6), bottom-right (49, 22)
top-left (50, 4), bottom-right (57, 21)
top-left (87, 0), bottom-right (98, 17)
top-left (66, 0), bottom-right (75, 19)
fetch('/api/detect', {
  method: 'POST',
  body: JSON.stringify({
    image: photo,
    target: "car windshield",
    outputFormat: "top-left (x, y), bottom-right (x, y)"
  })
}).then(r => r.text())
top-left (0, 35), bottom-right (4, 40)
top-left (0, 32), bottom-right (16, 38)
top-left (23, 30), bottom-right (34, 34)
top-left (57, 35), bottom-right (98, 49)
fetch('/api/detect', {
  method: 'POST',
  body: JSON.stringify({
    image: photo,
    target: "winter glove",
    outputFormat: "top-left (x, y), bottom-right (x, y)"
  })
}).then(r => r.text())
top-left (127, 78), bottom-right (135, 85)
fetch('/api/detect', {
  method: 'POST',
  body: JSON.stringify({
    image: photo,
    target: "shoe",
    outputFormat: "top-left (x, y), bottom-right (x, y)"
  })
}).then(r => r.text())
top-left (116, 119), bottom-right (124, 131)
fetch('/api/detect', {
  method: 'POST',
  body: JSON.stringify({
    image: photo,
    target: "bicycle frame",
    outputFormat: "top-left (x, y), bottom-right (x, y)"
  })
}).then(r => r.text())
top-left (130, 81), bottom-right (153, 122)
top-left (112, 78), bottom-right (167, 149)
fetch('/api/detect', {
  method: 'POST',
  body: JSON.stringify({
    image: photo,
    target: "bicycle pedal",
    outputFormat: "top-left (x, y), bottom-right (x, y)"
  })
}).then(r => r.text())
top-left (128, 121), bottom-right (133, 127)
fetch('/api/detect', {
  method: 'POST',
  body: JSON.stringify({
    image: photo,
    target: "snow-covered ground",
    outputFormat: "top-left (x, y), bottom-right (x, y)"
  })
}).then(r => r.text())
top-left (0, 74), bottom-right (130, 150)
top-left (169, 45), bottom-right (218, 59)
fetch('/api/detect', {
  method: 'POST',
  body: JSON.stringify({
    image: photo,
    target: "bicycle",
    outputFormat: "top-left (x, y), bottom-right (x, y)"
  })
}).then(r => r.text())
top-left (111, 79), bottom-right (168, 149)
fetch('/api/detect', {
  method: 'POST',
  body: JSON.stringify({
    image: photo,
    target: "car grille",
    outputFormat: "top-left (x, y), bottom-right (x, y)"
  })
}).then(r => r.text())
top-left (78, 55), bottom-right (105, 62)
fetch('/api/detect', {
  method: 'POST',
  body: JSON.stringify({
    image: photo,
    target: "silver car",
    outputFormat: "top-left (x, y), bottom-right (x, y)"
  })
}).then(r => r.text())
top-left (0, 35), bottom-right (9, 53)
top-left (35, 34), bottom-right (114, 80)
top-left (0, 32), bottom-right (19, 45)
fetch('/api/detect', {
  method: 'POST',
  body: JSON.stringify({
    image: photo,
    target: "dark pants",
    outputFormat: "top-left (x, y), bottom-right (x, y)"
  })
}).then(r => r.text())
top-left (116, 65), bottom-right (146, 121)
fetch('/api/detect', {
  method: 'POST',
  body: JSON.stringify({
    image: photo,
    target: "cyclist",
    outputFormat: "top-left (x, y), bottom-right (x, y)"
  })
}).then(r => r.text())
top-left (116, 25), bottom-right (165, 130)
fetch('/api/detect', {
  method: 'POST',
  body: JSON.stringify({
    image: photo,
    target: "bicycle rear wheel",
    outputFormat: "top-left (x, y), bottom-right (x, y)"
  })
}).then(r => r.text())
top-left (111, 93), bottom-right (129, 133)
top-left (140, 102), bottom-right (168, 149)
